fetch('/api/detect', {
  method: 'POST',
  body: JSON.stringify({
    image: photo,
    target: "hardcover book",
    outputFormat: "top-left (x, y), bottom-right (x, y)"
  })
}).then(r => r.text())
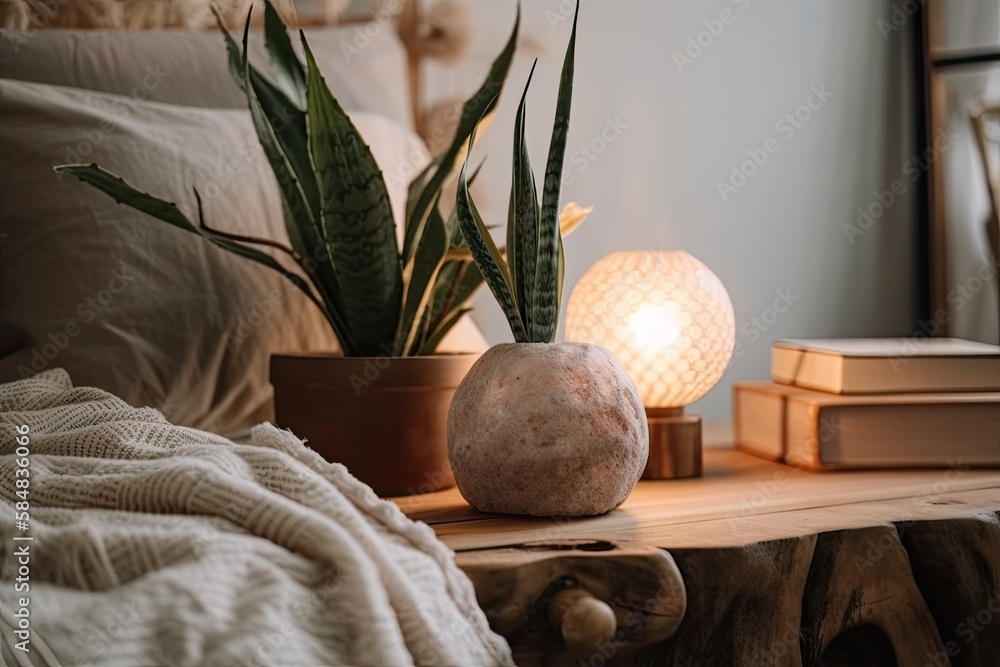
top-left (771, 338), bottom-right (1000, 394)
top-left (733, 381), bottom-right (1000, 470)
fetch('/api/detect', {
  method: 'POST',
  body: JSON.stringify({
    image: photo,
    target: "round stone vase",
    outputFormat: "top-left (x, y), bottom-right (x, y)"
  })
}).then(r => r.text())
top-left (447, 342), bottom-right (649, 517)
top-left (271, 353), bottom-right (478, 497)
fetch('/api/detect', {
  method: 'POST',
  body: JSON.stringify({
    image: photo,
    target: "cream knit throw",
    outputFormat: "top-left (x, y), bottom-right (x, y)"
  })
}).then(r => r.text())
top-left (0, 369), bottom-right (513, 667)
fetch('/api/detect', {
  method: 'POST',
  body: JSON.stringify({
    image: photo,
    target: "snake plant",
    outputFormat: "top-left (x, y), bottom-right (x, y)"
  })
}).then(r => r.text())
top-left (455, 2), bottom-right (585, 344)
top-left (54, 1), bottom-right (520, 357)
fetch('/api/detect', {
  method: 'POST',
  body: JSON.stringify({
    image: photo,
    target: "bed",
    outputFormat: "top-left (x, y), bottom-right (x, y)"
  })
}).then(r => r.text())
top-left (0, 2), bottom-right (513, 664)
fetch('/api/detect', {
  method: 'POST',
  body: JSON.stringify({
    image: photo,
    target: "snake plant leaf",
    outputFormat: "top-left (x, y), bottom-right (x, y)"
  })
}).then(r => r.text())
top-left (449, 203), bottom-right (590, 256)
top-left (55, 164), bottom-right (191, 229)
top-left (405, 154), bottom-right (488, 351)
top-left (396, 195), bottom-right (449, 356)
top-left (411, 310), bottom-right (432, 354)
top-left (218, 6), bottom-right (250, 95)
top-left (456, 125), bottom-right (527, 342)
top-left (418, 307), bottom-right (472, 356)
top-left (244, 73), bottom-right (316, 254)
top-left (508, 59), bottom-right (540, 335)
top-left (242, 30), bottom-right (354, 344)
top-left (303, 38), bottom-right (402, 356)
top-left (405, 153), bottom-right (485, 243)
top-left (263, 0), bottom-right (306, 110)
top-left (58, 5), bottom-right (528, 358)
top-left (402, 5), bottom-right (520, 267)
top-left (556, 232), bottom-right (566, 328)
top-left (216, 10), bottom-right (318, 254)
top-left (531, 0), bottom-right (578, 343)
top-left (428, 257), bottom-right (483, 329)
top-left (441, 158), bottom-right (486, 255)
top-left (405, 154), bottom-right (440, 226)
top-left (244, 67), bottom-right (317, 230)
top-left (427, 260), bottom-right (459, 326)
top-left (52, 163), bottom-right (345, 338)
top-left (442, 261), bottom-right (484, 314)
top-left (216, 11), bottom-right (364, 352)
top-left (555, 204), bottom-right (590, 325)
top-left (219, 17), bottom-right (357, 350)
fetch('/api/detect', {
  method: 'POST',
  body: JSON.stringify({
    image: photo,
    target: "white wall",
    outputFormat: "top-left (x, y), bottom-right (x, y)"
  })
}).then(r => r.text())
top-left (425, 0), bottom-right (916, 420)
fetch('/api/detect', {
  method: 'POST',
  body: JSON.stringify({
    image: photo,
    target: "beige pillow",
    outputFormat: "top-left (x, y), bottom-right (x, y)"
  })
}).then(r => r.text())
top-left (0, 23), bottom-right (411, 128)
top-left (0, 78), bottom-right (485, 436)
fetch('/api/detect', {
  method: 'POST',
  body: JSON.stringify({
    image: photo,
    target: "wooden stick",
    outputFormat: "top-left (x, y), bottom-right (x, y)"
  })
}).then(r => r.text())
top-left (397, 0), bottom-right (422, 129)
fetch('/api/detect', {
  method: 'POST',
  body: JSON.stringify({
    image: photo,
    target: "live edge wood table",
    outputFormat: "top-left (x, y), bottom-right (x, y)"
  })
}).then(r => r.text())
top-left (391, 436), bottom-right (1000, 667)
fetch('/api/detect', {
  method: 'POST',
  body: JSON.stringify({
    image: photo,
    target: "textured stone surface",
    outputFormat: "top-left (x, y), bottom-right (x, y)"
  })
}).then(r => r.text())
top-left (448, 342), bottom-right (649, 517)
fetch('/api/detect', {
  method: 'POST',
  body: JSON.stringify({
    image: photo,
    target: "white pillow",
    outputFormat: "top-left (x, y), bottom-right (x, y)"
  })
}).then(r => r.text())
top-left (0, 78), bottom-right (485, 436)
top-left (0, 24), bottom-right (412, 128)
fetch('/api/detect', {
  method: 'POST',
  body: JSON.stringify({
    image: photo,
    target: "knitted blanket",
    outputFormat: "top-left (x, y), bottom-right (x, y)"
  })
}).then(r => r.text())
top-left (0, 370), bottom-right (513, 667)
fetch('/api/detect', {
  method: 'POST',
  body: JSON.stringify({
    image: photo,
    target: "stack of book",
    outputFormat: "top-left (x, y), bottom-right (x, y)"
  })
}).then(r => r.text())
top-left (733, 338), bottom-right (1000, 470)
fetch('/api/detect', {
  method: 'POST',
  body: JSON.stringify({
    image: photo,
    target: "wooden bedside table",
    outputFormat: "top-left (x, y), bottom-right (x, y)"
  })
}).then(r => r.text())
top-left (391, 431), bottom-right (1000, 666)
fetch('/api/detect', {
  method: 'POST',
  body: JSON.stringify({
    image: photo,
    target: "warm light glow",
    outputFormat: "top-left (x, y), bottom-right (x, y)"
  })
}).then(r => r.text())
top-left (628, 303), bottom-right (681, 356)
top-left (565, 251), bottom-right (736, 408)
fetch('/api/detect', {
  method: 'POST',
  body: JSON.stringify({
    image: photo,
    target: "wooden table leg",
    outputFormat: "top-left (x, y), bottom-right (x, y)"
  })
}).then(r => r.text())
top-left (801, 524), bottom-right (946, 666)
top-left (638, 536), bottom-right (816, 666)
top-left (900, 512), bottom-right (1000, 667)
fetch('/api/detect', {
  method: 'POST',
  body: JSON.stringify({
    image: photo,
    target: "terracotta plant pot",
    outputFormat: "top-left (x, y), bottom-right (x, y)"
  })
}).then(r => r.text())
top-left (448, 342), bottom-right (649, 517)
top-left (270, 353), bottom-right (479, 497)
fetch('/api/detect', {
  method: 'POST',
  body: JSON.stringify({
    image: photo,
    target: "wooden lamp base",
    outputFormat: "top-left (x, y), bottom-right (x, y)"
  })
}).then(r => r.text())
top-left (642, 407), bottom-right (702, 479)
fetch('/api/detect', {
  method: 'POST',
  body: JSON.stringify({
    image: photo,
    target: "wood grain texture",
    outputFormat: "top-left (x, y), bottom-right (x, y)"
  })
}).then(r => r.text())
top-left (456, 540), bottom-right (685, 662)
top-left (392, 445), bottom-right (1000, 664)
top-left (638, 537), bottom-right (815, 667)
top-left (901, 512), bottom-right (1000, 667)
top-left (800, 524), bottom-right (944, 666)
top-left (393, 447), bottom-right (1000, 550)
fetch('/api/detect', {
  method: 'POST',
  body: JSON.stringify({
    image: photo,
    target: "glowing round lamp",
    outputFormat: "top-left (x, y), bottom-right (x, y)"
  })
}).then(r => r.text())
top-left (565, 251), bottom-right (736, 479)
